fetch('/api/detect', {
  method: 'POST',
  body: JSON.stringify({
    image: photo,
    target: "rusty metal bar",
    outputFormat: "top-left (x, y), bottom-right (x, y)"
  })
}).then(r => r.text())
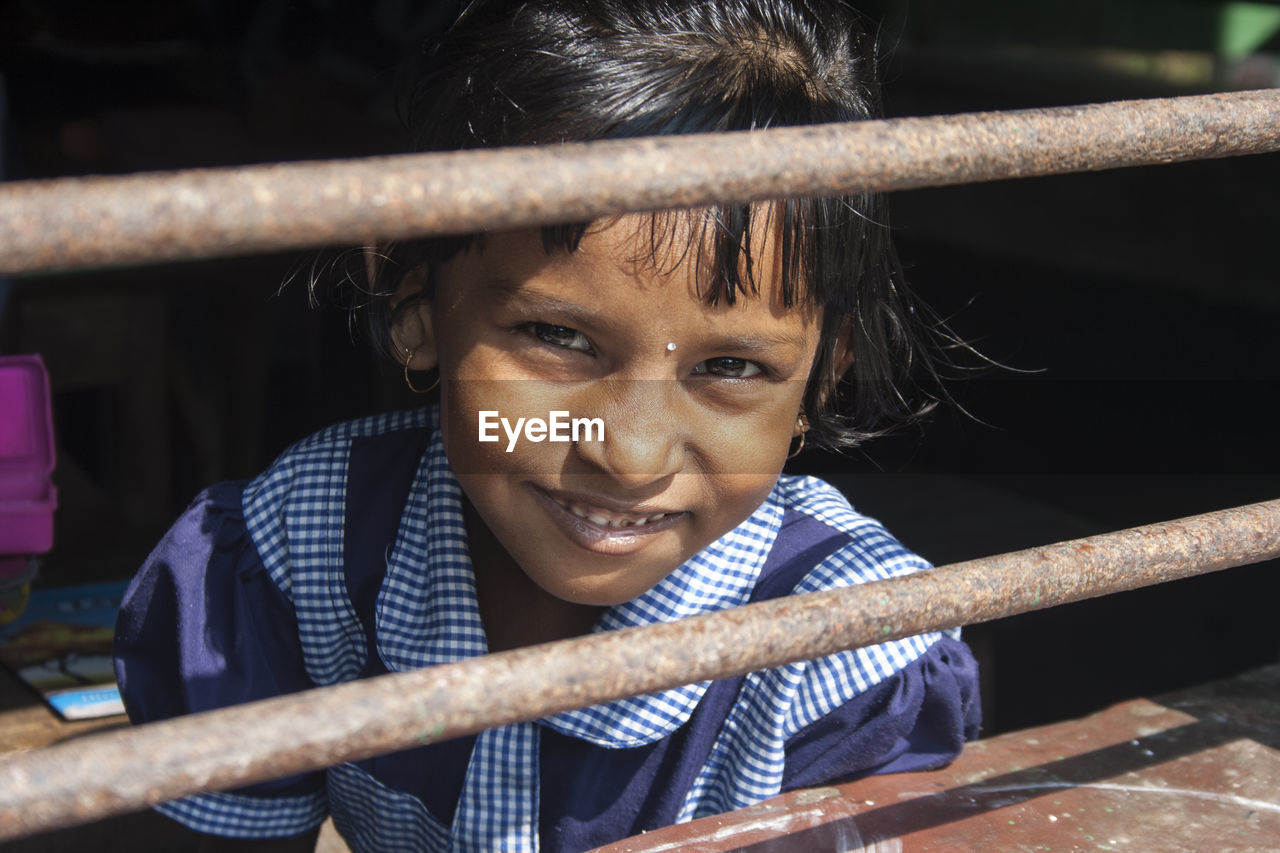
top-left (1, 498), bottom-right (1277, 840)
top-left (2, 89), bottom-right (1278, 276)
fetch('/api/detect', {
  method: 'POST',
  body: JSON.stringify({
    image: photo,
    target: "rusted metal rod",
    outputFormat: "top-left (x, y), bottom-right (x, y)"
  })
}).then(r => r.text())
top-left (2, 89), bottom-right (1278, 276)
top-left (1, 498), bottom-right (1277, 840)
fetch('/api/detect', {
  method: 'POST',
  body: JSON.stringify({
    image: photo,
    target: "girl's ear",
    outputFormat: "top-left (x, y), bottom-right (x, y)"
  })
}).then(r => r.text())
top-left (815, 319), bottom-right (856, 409)
top-left (362, 242), bottom-right (383, 292)
top-left (387, 260), bottom-right (438, 373)
top-left (832, 319), bottom-right (857, 379)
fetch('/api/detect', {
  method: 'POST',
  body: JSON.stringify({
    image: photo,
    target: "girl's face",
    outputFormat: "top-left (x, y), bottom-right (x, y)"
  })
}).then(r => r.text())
top-left (416, 216), bottom-right (825, 607)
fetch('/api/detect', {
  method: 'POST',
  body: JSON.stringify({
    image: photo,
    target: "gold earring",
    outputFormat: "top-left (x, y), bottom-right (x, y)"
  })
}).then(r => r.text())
top-left (403, 346), bottom-right (439, 394)
top-left (787, 413), bottom-right (809, 459)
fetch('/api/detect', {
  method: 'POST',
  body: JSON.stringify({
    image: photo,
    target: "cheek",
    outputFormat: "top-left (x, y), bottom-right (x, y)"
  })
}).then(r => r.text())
top-left (713, 474), bottom-right (782, 523)
top-left (441, 381), bottom-right (500, 478)
top-left (698, 395), bottom-right (801, 477)
top-left (699, 407), bottom-right (799, 516)
top-left (442, 379), bottom-right (573, 477)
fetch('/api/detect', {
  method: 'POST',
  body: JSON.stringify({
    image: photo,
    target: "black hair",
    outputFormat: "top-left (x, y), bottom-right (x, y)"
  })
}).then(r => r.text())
top-left (371, 0), bottom-right (954, 450)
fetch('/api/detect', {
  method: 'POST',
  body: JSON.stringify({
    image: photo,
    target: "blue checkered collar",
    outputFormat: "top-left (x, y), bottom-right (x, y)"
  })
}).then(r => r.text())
top-left (376, 422), bottom-right (784, 748)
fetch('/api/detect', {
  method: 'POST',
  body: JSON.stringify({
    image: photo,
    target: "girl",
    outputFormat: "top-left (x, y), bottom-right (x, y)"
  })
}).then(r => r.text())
top-left (114, 2), bottom-right (981, 851)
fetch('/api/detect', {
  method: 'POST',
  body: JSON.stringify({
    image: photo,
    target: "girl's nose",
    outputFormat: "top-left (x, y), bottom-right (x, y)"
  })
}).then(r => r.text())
top-left (572, 381), bottom-right (684, 488)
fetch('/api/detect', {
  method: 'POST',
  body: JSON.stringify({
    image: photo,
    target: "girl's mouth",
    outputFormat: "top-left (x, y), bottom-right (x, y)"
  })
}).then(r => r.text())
top-left (556, 497), bottom-right (673, 528)
top-left (530, 486), bottom-right (686, 554)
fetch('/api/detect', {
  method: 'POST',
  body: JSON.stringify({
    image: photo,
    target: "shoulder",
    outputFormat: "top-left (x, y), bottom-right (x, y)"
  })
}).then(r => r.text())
top-left (143, 481), bottom-right (250, 557)
top-left (115, 480), bottom-right (314, 722)
top-left (250, 408), bottom-right (435, 489)
top-left (772, 474), bottom-right (931, 594)
top-left (767, 475), bottom-right (945, 732)
top-left (242, 409), bottom-right (435, 596)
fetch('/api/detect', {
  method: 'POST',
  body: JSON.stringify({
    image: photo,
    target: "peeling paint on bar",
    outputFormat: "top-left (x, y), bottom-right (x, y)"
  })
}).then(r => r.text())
top-left (0, 498), bottom-right (1277, 840)
top-left (1, 90), bottom-right (1278, 275)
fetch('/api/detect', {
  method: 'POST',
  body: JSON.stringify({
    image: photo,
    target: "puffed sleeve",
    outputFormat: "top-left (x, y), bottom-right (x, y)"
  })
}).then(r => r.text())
top-left (781, 634), bottom-right (981, 790)
top-left (113, 482), bottom-right (329, 838)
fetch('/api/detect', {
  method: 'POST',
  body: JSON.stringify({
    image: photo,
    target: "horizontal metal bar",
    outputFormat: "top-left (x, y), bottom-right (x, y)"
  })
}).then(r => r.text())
top-left (2, 89), bottom-right (1278, 276)
top-left (1, 498), bottom-right (1277, 840)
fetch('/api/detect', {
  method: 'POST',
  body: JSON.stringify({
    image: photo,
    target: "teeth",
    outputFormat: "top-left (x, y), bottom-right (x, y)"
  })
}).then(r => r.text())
top-left (556, 497), bottom-right (672, 528)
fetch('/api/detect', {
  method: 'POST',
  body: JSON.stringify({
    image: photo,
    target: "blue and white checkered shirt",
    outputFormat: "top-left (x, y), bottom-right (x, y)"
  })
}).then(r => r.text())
top-left (155, 408), bottom-right (945, 850)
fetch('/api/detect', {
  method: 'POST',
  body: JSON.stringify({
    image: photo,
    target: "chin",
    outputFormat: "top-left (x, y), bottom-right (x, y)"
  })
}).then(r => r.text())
top-left (525, 558), bottom-right (665, 608)
top-left (538, 574), bottom-right (648, 608)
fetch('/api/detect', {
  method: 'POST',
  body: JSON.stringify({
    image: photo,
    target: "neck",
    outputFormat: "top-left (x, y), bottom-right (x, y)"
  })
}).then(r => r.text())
top-left (464, 500), bottom-right (605, 654)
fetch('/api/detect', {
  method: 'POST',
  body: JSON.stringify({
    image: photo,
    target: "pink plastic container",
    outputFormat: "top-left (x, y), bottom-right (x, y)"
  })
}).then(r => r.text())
top-left (0, 355), bottom-right (57, 576)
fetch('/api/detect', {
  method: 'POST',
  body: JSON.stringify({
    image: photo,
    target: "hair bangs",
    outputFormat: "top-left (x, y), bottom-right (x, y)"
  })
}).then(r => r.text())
top-left (532, 196), bottom-right (860, 313)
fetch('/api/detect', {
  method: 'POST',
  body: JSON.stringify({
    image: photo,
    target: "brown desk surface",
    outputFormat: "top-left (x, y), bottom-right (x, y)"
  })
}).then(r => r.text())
top-left (0, 666), bottom-right (129, 758)
top-left (595, 664), bottom-right (1280, 853)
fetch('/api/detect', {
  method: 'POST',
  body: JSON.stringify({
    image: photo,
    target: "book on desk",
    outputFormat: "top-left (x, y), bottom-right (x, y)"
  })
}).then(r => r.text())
top-left (0, 580), bottom-right (127, 720)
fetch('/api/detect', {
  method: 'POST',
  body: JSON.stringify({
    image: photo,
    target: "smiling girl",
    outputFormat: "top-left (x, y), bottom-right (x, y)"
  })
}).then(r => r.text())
top-left (115, 2), bottom-right (981, 851)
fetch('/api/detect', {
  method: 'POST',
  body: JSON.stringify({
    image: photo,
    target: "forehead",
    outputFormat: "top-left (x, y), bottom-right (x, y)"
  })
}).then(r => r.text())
top-left (448, 210), bottom-right (806, 319)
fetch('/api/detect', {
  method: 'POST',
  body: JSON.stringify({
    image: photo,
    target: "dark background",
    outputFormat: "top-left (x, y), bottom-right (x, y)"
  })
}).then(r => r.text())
top-left (1, 0), bottom-right (1277, 738)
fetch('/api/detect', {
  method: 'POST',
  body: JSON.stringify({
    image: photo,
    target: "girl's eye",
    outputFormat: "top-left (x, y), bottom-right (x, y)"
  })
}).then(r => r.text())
top-left (528, 323), bottom-right (593, 353)
top-left (692, 357), bottom-right (763, 378)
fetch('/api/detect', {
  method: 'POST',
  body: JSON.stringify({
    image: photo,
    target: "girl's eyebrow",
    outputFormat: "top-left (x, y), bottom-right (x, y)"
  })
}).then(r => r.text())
top-left (487, 278), bottom-right (811, 354)
top-left (487, 279), bottom-right (608, 330)
top-left (701, 331), bottom-right (811, 355)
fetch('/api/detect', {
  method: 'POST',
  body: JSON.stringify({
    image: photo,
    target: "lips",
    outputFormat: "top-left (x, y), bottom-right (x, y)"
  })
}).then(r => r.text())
top-left (530, 485), bottom-right (686, 555)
